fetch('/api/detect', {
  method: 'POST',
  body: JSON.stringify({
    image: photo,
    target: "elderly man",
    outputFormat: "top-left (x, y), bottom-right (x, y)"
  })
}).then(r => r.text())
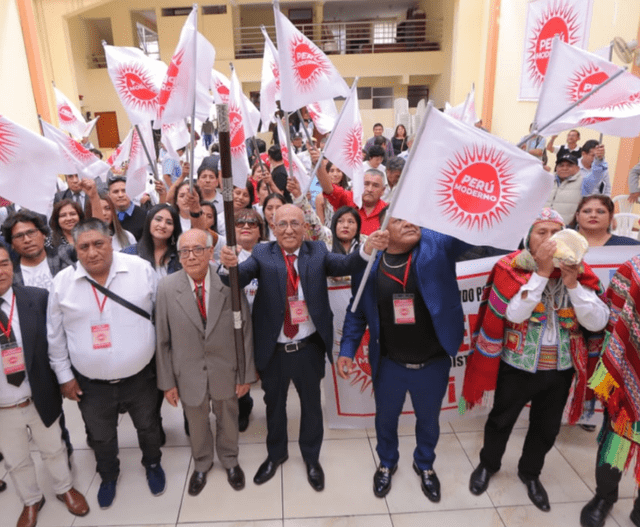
top-left (318, 163), bottom-right (388, 235)
top-left (220, 205), bottom-right (387, 491)
top-left (0, 243), bottom-right (89, 527)
top-left (544, 154), bottom-right (584, 224)
top-left (47, 219), bottom-right (164, 509)
top-left (462, 209), bottom-right (608, 512)
top-left (338, 208), bottom-right (472, 501)
top-left (156, 229), bottom-right (255, 496)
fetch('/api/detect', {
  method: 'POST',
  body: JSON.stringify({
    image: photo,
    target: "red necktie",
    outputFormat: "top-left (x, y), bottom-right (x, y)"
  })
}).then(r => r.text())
top-left (194, 283), bottom-right (206, 327)
top-left (284, 254), bottom-right (299, 339)
top-left (0, 298), bottom-right (25, 387)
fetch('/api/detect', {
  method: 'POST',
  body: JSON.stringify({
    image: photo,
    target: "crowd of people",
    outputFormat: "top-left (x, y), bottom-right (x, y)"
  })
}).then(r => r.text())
top-left (0, 117), bottom-right (639, 527)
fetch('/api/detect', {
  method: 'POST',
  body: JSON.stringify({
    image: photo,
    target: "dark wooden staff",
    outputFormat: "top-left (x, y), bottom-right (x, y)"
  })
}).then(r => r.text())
top-left (216, 103), bottom-right (246, 381)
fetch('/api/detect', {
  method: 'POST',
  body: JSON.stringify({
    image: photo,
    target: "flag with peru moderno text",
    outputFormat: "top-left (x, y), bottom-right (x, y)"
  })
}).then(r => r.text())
top-left (535, 39), bottom-right (640, 137)
top-left (389, 105), bottom-right (553, 250)
top-left (0, 116), bottom-right (68, 214)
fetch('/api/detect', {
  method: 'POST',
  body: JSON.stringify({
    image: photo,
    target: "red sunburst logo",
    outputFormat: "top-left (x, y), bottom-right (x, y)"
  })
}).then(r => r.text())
top-left (343, 124), bottom-right (363, 170)
top-left (229, 105), bottom-right (246, 158)
top-left (130, 129), bottom-right (142, 158)
top-left (214, 79), bottom-right (230, 105)
top-left (0, 119), bottom-right (17, 165)
top-left (58, 104), bottom-right (76, 123)
top-left (340, 330), bottom-right (372, 394)
top-left (289, 35), bottom-right (330, 92)
top-left (115, 63), bottom-right (158, 112)
top-left (271, 60), bottom-right (281, 92)
top-left (436, 145), bottom-right (517, 230)
top-left (66, 137), bottom-right (94, 162)
top-left (526, 1), bottom-right (580, 87)
top-left (157, 50), bottom-right (184, 118)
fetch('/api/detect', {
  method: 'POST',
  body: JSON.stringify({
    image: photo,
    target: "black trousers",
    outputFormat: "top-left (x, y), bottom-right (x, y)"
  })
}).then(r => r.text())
top-left (480, 361), bottom-right (574, 479)
top-left (260, 334), bottom-right (325, 463)
top-left (75, 362), bottom-right (162, 482)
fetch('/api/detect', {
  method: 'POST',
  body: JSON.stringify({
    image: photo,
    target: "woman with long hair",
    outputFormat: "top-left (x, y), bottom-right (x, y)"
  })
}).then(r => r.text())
top-left (99, 191), bottom-right (135, 251)
top-left (233, 181), bottom-right (255, 212)
top-left (49, 199), bottom-right (84, 248)
top-left (315, 161), bottom-right (349, 227)
top-left (261, 193), bottom-right (287, 241)
top-left (170, 181), bottom-right (204, 234)
top-left (330, 206), bottom-right (363, 255)
top-left (572, 195), bottom-right (640, 246)
top-left (391, 124), bottom-right (408, 156)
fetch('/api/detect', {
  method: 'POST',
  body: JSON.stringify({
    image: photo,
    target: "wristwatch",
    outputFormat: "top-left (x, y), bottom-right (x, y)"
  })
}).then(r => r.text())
top-left (190, 210), bottom-right (203, 218)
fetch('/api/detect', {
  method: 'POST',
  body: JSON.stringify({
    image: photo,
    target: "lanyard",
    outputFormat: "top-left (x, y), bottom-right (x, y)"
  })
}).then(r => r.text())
top-left (91, 285), bottom-right (108, 314)
top-left (195, 280), bottom-right (207, 319)
top-left (282, 249), bottom-right (300, 293)
top-left (381, 253), bottom-right (412, 292)
top-left (0, 294), bottom-right (15, 340)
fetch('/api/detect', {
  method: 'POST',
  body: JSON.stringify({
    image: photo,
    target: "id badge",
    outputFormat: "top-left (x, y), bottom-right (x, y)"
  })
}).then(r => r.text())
top-left (289, 296), bottom-right (309, 324)
top-left (91, 320), bottom-right (112, 349)
top-left (393, 294), bottom-right (415, 324)
top-left (1, 343), bottom-right (25, 375)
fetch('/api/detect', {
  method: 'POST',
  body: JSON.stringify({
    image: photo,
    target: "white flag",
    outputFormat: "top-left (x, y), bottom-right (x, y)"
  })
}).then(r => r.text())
top-left (155, 7), bottom-right (215, 127)
top-left (535, 39), bottom-right (640, 137)
top-left (260, 29), bottom-right (281, 132)
top-left (161, 121), bottom-right (191, 160)
top-left (41, 120), bottom-right (110, 181)
top-left (211, 70), bottom-right (231, 105)
top-left (54, 87), bottom-right (88, 140)
top-left (276, 119), bottom-right (311, 193)
top-left (444, 85), bottom-right (478, 126)
top-left (322, 84), bottom-right (365, 207)
top-left (104, 44), bottom-right (168, 125)
top-left (274, 6), bottom-right (349, 111)
top-left (0, 116), bottom-right (68, 214)
top-left (126, 123), bottom-right (154, 199)
top-left (307, 99), bottom-right (338, 135)
top-left (390, 104), bottom-right (553, 250)
top-left (227, 72), bottom-right (252, 188)
top-left (231, 69), bottom-right (261, 139)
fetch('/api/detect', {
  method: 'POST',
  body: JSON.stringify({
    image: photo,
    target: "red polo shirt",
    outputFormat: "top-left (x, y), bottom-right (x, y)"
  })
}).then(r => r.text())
top-left (324, 184), bottom-right (387, 235)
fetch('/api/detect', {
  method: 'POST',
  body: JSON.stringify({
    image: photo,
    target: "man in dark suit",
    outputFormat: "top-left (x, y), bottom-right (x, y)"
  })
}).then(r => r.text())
top-left (53, 174), bottom-right (93, 218)
top-left (220, 204), bottom-right (387, 491)
top-left (0, 244), bottom-right (89, 527)
top-left (108, 176), bottom-right (147, 240)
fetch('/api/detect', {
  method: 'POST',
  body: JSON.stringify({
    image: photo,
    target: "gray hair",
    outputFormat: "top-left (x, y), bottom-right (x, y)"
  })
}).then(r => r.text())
top-left (386, 156), bottom-right (405, 173)
top-left (176, 230), bottom-right (214, 250)
top-left (72, 218), bottom-right (111, 244)
top-left (364, 168), bottom-right (385, 180)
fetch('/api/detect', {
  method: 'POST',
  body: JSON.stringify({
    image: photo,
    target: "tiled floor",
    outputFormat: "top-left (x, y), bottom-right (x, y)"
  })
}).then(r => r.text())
top-left (1, 385), bottom-right (637, 527)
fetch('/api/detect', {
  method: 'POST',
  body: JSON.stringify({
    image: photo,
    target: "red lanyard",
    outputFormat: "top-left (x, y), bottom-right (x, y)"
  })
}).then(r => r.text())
top-left (91, 286), bottom-right (108, 314)
top-left (381, 253), bottom-right (412, 292)
top-left (195, 280), bottom-right (207, 319)
top-left (0, 294), bottom-right (15, 340)
top-left (282, 249), bottom-right (300, 293)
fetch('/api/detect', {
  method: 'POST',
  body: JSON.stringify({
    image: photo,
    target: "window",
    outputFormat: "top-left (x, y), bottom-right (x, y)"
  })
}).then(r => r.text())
top-left (136, 23), bottom-right (160, 60)
top-left (372, 87), bottom-right (393, 109)
top-left (161, 7), bottom-right (192, 17)
top-left (357, 87), bottom-right (372, 100)
top-left (373, 20), bottom-right (397, 45)
top-left (202, 5), bottom-right (227, 15)
top-left (407, 85), bottom-right (429, 108)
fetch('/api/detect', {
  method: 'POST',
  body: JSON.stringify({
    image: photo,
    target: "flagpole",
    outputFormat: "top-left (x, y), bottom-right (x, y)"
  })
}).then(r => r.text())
top-left (188, 4), bottom-right (198, 192)
top-left (217, 102), bottom-right (246, 383)
top-left (283, 112), bottom-right (295, 182)
top-left (296, 109), bottom-right (314, 146)
top-left (598, 43), bottom-right (614, 144)
top-left (350, 101), bottom-right (435, 313)
top-left (134, 124), bottom-right (160, 180)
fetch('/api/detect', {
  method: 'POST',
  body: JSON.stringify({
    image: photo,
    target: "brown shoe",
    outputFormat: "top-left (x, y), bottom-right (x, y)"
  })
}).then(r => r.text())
top-left (17, 496), bottom-right (45, 527)
top-left (56, 487), bottom-right (89, 517)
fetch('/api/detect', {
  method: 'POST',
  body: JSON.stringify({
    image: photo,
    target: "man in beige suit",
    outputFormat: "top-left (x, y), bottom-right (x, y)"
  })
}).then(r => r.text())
top-left (155, 229), bottom-right (255, 496)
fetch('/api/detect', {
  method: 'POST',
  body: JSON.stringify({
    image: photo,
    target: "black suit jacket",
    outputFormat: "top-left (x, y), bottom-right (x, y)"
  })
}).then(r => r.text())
top-left (13, 284), bottom-right (62, 427)
top-left (119, 205), bottom-right (147, 241)
top-left (235, 241), bottom-right (367, 372)
top-left (54, 189), bottom-right (92, 218)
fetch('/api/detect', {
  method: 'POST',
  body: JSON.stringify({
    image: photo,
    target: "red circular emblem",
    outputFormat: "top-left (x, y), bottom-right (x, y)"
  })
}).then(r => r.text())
top-left (452, 162), bottom-right (501, 214)
top-left (124, 72), bottom-right (157, 101)
top-left (290, 35), bottom-right (330, 91)
top-left (58, 104), bottom-right (75, 123)
top-left (534, 17), bottom-right (569, 77)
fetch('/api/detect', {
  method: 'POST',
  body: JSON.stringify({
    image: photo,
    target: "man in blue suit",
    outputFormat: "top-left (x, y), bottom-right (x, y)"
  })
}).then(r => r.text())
top-left (220, 204), bottom-right (387, 491)
top-left (338, 210), bottom-right (470, 501)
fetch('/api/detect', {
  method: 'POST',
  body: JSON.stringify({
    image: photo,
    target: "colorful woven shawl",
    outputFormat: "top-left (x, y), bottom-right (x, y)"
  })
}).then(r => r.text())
top-left (460, 250), bottom-right (604, 424)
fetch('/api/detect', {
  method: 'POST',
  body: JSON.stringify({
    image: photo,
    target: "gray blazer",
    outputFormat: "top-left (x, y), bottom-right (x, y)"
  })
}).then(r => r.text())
top-left (155, 263), bottom-right (256, 406)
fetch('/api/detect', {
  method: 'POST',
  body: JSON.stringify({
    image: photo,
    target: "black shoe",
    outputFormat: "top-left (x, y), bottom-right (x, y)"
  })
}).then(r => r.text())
top-left (238, 393), bottom-right (253, 433)
top-left (373, 464), bottom-right (397, 498)
top-left (0, 479), bottom-right (6, 493)
top-left (227, 465), bottom-right (245, 490)
top-left (469, 463), bottom-right (495, 496)
top-left (188, 467), bottom-right (211, 496)
top-left (306, 461), bottom-right (325, 491)
top-left (253, 456), bottom-right (288, 485)
top-left (518, 472), bottom-right (550, 512)
top-left (580, 496), bottom-right (613, 527)
top-left (413, 461), bottom-right (441, 502)
top-left (238, 415), bottom-right (250, 433)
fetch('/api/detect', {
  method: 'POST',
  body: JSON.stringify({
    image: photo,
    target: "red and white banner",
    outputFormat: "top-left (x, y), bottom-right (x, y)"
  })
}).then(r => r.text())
top-left (276, 119), bottom-right (311, 193)
top-left (325, 245), bottom-right (636, 428)
top-left (536, 39), bottom-right (640, 137)
top-left (444, 85), bottom-right (478, 126)
top-left (519, 0), bottom-right (593, 101)
top-left (227, 70), bottom-right (252, 187)
top-left (211, 70), bottom-right (231, 105)
top-left (54, 87), bottom-right (90, 140)
top-left (161, 121), bottom-right (190, 161)
top-left (0, 116), bottom-right (68, 214)
top-left (108, 124), bottom-right (153, 199)
top-left (260, 30), bottom-right (280, 132)
top-left (155, 7), bottom-right (215, 127)
top-left (307, 99), bottom-right (338, 135)
top-left (274, 5), bottom-right (349, 111)
top-left (104, 44), bottom-right (168, 125)
top-left (390, 105), bottom-right (553, 250)
top-left (322, 84), bottom-right (364, 206)
top-left (41, 120), bottom-right (110, 181)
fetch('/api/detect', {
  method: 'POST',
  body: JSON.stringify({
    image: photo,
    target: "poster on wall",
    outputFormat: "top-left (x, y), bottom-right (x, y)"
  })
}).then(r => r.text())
top-left (519, 0), bottom-right (594, 101)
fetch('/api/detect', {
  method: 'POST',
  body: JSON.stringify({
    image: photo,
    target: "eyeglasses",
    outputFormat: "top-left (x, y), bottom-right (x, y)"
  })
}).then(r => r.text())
top-left (177, 246), bottom-right (211, 258)
top-left (235, 219), bottom-right (259, 228)
top-left (12, 228), bottom-right (40, 241)
top-left (274, 220), bottom-right (303, 231)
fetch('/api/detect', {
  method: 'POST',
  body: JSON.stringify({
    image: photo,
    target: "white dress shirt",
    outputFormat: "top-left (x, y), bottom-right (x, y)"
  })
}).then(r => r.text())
top-left (48, 252), bottom-right (158, 383)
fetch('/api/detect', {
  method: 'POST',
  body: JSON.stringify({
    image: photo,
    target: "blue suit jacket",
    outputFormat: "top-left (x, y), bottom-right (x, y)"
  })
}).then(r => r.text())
top-left (340, 229), bottom-right (470, 381)
top-left (235, 241), bottom-right (367, 372)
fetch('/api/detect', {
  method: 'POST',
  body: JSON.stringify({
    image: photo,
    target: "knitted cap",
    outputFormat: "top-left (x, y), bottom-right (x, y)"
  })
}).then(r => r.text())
top-left (524, 207), bottom-right (565, 250)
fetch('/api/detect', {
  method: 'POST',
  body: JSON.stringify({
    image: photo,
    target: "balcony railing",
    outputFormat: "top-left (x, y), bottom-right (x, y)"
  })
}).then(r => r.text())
top-left (234, 18), bottom-right (443, 59)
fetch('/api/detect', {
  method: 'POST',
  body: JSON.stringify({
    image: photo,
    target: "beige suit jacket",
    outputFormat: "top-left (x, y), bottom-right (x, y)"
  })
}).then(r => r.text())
top-left (155, 263), bottom-right (256, 406)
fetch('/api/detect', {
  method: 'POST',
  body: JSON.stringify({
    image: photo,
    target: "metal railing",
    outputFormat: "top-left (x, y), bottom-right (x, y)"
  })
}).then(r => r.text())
top-left (234, 18), bottom-right (443, 59)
